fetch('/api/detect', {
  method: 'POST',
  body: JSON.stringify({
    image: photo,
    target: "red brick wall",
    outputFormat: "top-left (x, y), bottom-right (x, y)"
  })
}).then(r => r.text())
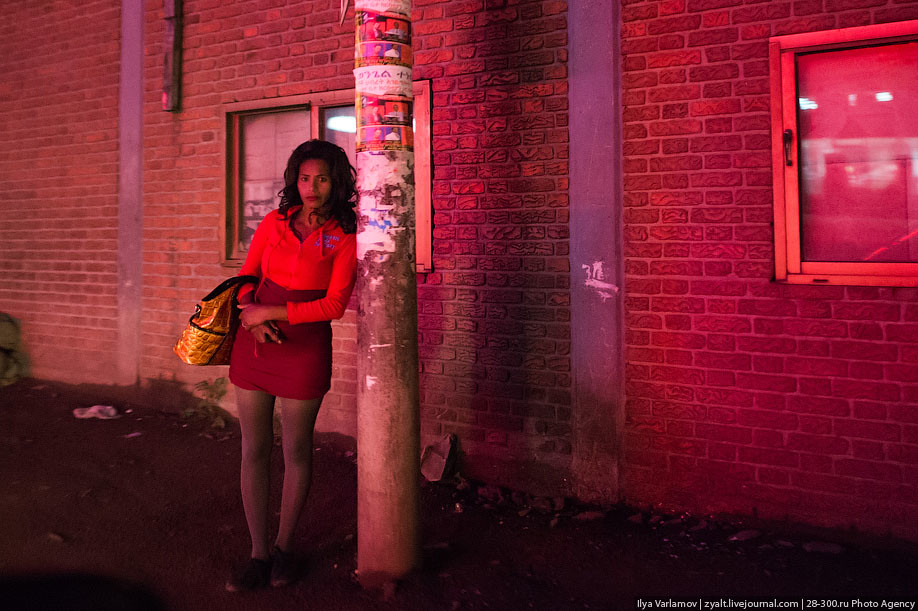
top-left (0, 2), bottom-right (122, 383)
top-left (412, 0), bottom-right (571, 478)
top-left (3, 0), bottom-right (916, 539)
top-left (621, 0), bottom-right (918, 538)
top-left (141, 0), bottom-right (572, 479)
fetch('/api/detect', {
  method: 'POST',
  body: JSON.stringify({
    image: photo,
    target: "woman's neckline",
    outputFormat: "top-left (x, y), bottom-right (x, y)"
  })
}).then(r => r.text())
top-left (290, 207), bottom-right (331, 241)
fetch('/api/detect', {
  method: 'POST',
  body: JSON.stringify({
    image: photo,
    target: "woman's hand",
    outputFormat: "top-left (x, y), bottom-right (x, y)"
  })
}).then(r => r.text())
top-left (238, 303), bottom-right (288, 334)
top-left (247, 321), bottom-right (284, 344)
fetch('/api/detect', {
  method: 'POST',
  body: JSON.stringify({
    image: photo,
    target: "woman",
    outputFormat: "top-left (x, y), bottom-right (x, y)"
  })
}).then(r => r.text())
top-left (225, 140), bottom-right (358, 591)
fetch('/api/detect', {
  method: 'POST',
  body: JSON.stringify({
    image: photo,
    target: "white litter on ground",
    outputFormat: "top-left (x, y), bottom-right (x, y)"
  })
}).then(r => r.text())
top-left (72, 405), bottom-right (119, 420)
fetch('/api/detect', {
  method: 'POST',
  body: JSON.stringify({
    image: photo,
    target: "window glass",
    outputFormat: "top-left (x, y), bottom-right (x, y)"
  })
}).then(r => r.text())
top-left (239, 110), bottom-right (310, 252)
top-left (225, 82), bottom-right (431, 269)
top-left (796, 41), bottom-right (918, 263)
top-left (320, 105), bottom-right (358, 169)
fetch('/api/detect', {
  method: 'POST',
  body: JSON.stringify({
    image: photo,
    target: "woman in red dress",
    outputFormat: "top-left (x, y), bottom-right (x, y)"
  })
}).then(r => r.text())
top-left (225, 140), bottom-right (357, 591)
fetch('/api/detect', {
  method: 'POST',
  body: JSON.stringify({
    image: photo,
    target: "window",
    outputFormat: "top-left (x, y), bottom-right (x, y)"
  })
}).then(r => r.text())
top-left (771, 20), bottom-right (918, 286)
top-left (224, 82), bottom-right (432, 271)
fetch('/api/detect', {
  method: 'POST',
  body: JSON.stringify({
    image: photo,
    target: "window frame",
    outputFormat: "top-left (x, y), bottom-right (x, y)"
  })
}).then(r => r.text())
top-left (770, 20), bottom-right (918, 286)
top-left (222, 82), bottom-right (432, 271)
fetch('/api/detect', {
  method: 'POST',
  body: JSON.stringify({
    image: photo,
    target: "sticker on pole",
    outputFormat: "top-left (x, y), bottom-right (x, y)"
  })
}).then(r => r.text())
top-left (358, 11), bottom-right (410, 46)
top-left (355, 0), bottom-right (410, 16)
top-left (354, 65), bottom-right (413, 97)
top-left (358, 95), bottom-right (412, 127)
top-left (356, 39), bottom-right (412, 68)
top-left (357, 94), bottom-right (412, 152)
top-left (357, 125), bottom-right (413, 152)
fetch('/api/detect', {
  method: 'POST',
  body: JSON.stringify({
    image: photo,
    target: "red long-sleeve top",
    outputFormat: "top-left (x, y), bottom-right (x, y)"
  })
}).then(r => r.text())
top-left (238, 207), bottom-right (357, 324)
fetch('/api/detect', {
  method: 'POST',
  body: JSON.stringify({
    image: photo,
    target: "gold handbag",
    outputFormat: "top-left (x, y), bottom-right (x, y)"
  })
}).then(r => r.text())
top-left (174, 275), bottom-right (259, 366)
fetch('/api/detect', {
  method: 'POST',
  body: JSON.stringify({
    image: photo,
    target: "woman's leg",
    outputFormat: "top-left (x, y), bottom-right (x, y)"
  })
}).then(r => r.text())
top-left (274, 395), bottom-right (323, 551)
top-left (235, 386), bottom-right (276, 560)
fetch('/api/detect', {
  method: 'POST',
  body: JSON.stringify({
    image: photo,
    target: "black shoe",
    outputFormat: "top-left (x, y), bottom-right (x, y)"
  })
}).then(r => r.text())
top-left (269, 546), bottom-right (299, 587)
top-left (225, 557), bottom-right (271, 592)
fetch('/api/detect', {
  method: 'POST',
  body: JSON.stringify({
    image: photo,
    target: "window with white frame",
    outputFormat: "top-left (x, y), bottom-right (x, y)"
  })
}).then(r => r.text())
top-left (224, 83), bottom-right (432, 271)
top-left (771, 20), bottom-right (918, 286)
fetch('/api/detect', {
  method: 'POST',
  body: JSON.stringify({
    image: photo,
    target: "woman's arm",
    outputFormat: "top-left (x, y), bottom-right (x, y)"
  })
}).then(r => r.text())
top-left (287, 233), bottom-right (357, 323)
top-left (238, 303), bottom-right (287, 327)
top-left (237, 234), bottom-right (357, 326)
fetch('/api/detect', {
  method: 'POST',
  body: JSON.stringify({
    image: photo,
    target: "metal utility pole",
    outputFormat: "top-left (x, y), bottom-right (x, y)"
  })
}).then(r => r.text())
top-left (353, 0), bottom-right (420, 587)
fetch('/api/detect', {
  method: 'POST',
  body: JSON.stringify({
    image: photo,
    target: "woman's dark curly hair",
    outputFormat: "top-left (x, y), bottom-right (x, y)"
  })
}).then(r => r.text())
top-left (277, 139), bottom-right (358, 234)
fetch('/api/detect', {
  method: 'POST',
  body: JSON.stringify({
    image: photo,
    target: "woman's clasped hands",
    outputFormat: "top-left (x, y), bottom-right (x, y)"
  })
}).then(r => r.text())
top-left (238, 302), bottom-right (285, 344)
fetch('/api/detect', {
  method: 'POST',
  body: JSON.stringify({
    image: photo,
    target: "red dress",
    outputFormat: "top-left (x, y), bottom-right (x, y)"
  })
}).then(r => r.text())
top-left (229, 207), bottom-right (357, 400)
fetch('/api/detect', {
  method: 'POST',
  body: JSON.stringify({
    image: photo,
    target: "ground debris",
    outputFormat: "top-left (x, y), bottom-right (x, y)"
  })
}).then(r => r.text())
top-left (455, 474), bottom-right (470, 491)
top-left (420, 433), bottom-right (457, 482)
top-left (803, 541), bottom-right (844, 554)
top-left (728, 529), bottom-right (761, 542)
top-left (689, 519), bottom-right (709, 532)
top-left (573, 510), bottom-right (605, 521)
top-left (477, 484), bottom-right (505, 505)
top-left (510, 490), bottom-right (529, 506)
top-left (73, 405), bottom-right (119, 420)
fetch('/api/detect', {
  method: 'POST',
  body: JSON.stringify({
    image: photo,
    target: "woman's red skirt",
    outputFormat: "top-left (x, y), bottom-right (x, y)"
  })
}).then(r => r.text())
top-left (229, 278), bottom-right (332, 400)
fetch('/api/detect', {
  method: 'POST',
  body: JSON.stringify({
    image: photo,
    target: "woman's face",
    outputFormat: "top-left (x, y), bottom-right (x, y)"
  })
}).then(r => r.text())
top-left (297, 158), bottom-right (332, 211)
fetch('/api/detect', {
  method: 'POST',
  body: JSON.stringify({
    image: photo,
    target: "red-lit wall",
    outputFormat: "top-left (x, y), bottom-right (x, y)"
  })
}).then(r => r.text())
top-left (621, 0), bottom-right (918, 538)
top-left (141, 0), bottom-right (572, 475)
top-left (0, 2), bottom-right (122, 383)
top-left (3, 0), bottom-right (916, 541)
top-left (0, 1), bottom-right (570, 487)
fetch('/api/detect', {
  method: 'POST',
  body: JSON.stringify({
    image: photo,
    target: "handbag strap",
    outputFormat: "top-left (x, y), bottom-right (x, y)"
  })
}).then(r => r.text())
top-left (199, 275), bottom-right (260, 302)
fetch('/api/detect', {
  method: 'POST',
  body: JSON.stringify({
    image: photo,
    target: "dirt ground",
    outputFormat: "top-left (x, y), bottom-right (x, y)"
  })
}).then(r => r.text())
top-left (1, 378), bottom-right (917, 611)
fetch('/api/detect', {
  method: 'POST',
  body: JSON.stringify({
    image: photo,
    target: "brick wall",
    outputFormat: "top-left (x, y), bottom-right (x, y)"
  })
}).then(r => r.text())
top-left (3, 0), bottom-right (917, 540)
top-left (621, 0), bottom-right (918, 538)
top-left (141, 0), bottom-right (572, 482)
top-left (0, 2), bottom-right (122, 383)
top-left (412, 0), bottom-right (571, 481)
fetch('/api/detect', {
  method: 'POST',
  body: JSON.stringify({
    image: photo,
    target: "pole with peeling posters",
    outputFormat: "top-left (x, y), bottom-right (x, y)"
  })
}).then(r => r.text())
top-left (353, 0), bottom-right (420, 587)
